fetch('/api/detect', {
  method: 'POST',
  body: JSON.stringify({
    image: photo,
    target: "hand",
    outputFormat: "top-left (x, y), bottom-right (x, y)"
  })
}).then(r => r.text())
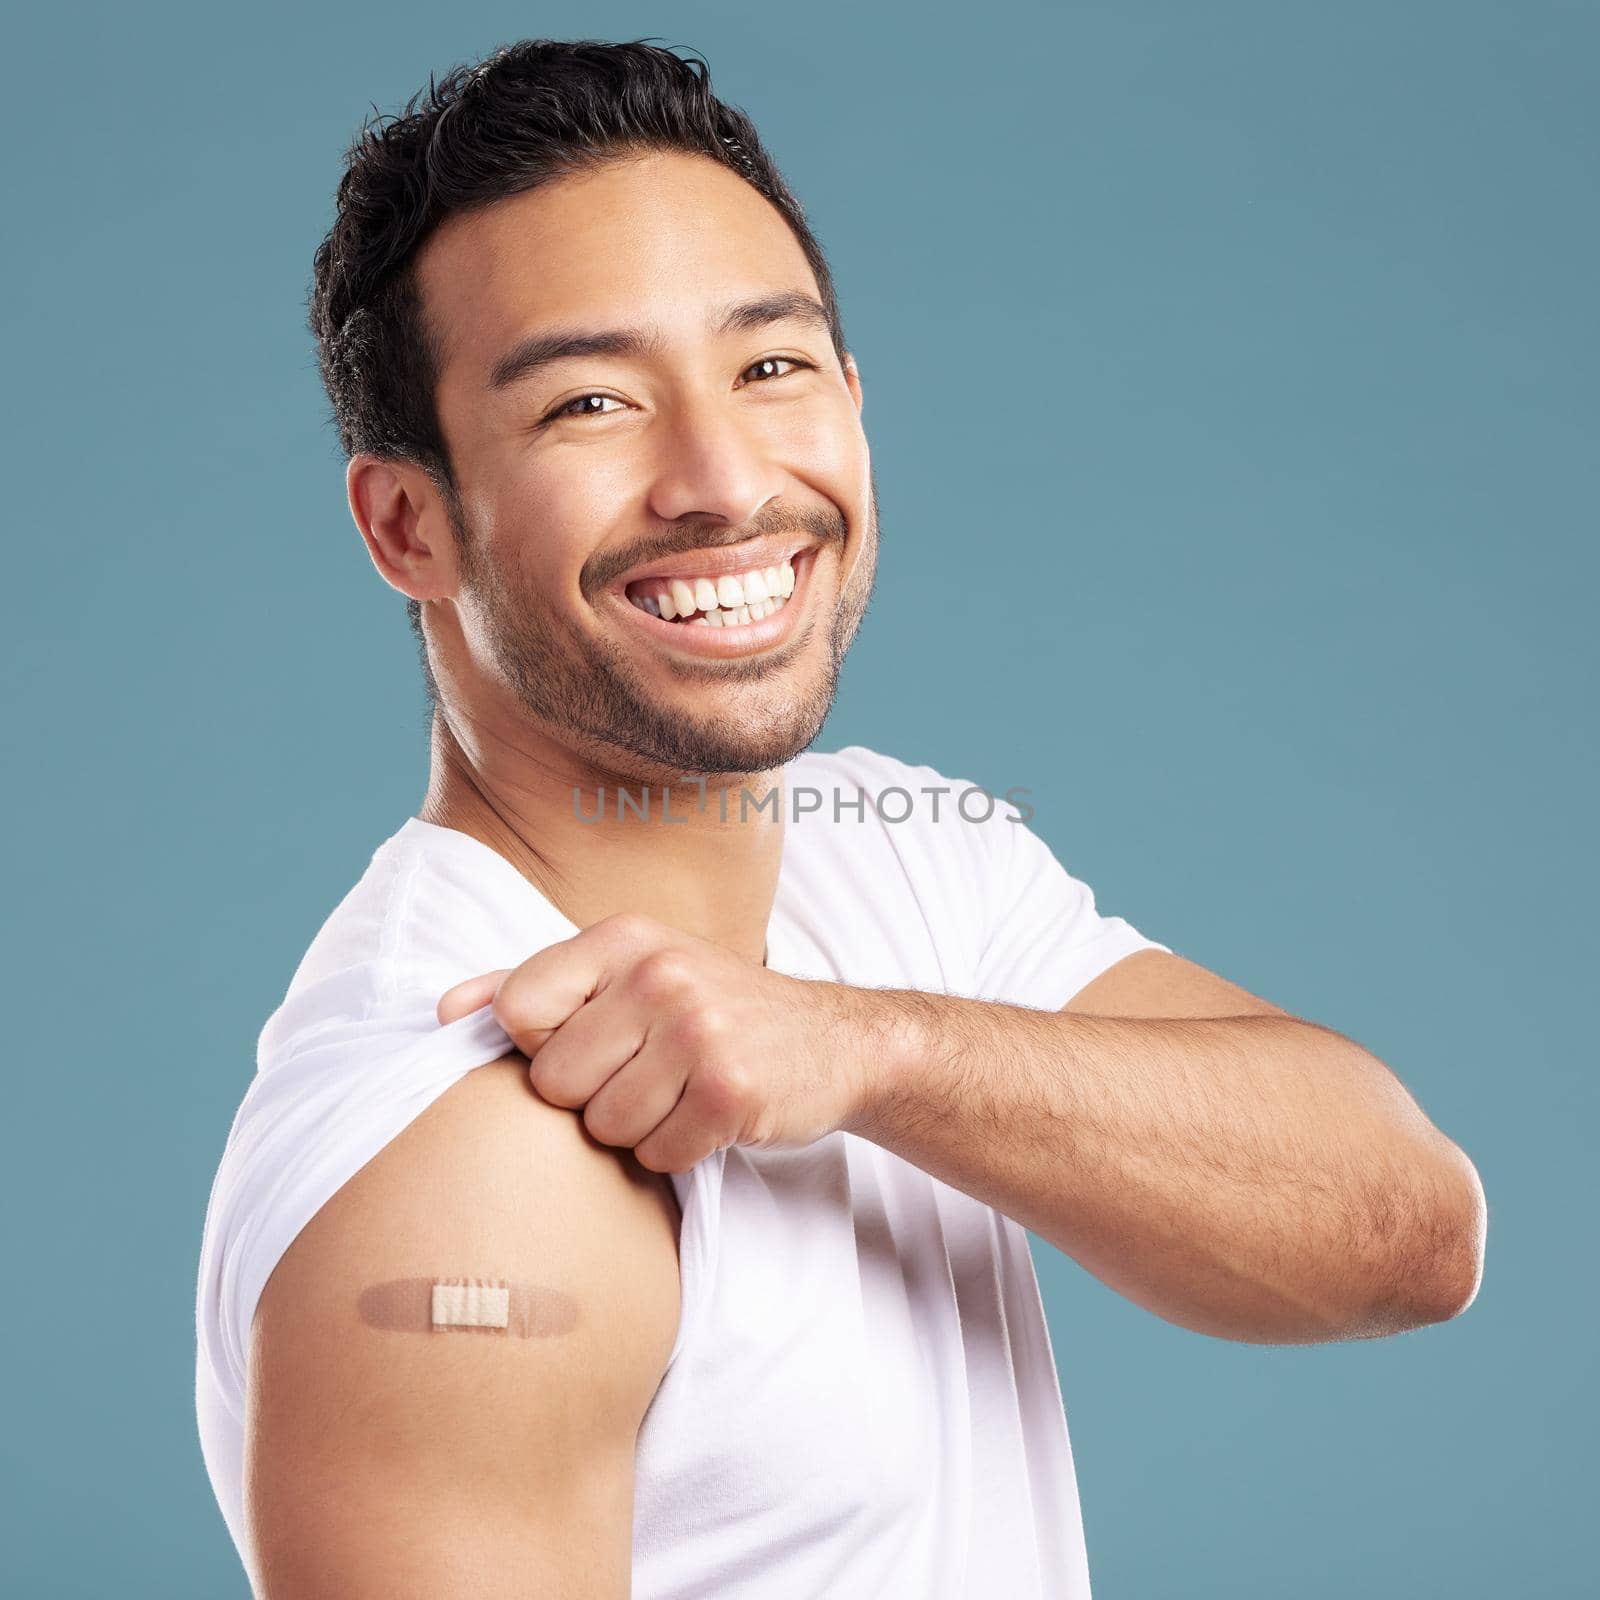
top-left (435, 912), bottom-right (888, 1173)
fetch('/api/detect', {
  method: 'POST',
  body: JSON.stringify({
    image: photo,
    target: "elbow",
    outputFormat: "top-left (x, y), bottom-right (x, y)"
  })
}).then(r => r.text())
top-left (1370, 1138), bottom-right (1488, 1333)
top-left (1423, 1144), bottom-right (1487, 1323)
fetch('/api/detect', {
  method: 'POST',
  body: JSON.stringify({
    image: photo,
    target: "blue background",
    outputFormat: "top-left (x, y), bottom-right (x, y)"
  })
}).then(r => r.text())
top-left (3, 1), bottom-right (1593, 1593)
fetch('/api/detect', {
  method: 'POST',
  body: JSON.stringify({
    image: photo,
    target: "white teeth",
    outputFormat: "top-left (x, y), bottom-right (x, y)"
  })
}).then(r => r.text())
top-left (690, 616), bottom-right (712, 626)
top-left (631, 557), bottom-right (798, 626)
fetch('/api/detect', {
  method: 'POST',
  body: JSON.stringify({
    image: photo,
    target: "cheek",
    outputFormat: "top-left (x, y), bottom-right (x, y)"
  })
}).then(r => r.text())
top-left (776, 405), bottom-right (870, 506)
top-left (488, 462), bottom-right (624, 594)
top-left (777, 400), bottom-right (864, 473)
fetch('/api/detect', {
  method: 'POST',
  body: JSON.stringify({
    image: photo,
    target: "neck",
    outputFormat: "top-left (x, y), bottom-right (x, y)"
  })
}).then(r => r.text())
top-left (417, 711), bottom-right (788, 968)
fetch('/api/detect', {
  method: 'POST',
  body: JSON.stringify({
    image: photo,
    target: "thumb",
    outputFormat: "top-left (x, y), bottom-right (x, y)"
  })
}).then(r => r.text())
top-left (436, 968), bottom-right (513, 1027)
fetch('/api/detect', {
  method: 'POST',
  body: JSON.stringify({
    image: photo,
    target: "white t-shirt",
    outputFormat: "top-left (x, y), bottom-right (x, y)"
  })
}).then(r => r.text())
top-left (194, 745), bottom-right (1166, 1597)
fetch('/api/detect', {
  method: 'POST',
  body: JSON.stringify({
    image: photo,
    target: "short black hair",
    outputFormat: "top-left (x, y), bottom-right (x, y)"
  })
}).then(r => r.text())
top-left (306, 37), bottom-right (849, 711)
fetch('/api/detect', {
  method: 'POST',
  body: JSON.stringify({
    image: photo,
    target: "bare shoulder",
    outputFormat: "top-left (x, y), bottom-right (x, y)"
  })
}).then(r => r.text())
top-left (244, 1053), bottom-right (682, 1597)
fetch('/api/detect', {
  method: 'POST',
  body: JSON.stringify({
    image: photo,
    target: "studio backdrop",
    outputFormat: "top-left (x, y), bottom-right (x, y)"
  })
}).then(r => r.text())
top-left (1, 2), bottom-right (1593, 1595)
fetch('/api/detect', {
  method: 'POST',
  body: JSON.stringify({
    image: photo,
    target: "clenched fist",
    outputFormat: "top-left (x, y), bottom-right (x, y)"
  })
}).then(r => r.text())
top-left (436, 912), bottom-right (896, 1173)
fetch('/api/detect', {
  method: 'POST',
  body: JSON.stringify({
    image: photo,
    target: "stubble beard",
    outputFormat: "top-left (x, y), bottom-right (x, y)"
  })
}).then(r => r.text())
top-left (453, 488), bottom-right (878, 783)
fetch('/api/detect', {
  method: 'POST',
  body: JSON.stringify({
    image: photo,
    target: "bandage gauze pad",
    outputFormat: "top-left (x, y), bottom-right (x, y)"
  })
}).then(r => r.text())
top-left (431, 1280), bottom-right (511, 1331)
top-left (357, 1276), bottom-right (579, 1337)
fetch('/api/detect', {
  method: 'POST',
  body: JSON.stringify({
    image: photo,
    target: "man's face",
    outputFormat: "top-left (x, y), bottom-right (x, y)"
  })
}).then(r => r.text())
top-left (417, 149), bottom-right (877, 780)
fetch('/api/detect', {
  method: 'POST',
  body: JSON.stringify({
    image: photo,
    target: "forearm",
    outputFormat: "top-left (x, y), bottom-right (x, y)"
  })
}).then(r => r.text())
top-left (836, 989), bottom-right (1484, 1344)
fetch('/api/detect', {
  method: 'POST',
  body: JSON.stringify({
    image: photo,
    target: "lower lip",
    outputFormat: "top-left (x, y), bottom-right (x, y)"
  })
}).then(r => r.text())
top-left (607, 549), bottom-right (817, 658)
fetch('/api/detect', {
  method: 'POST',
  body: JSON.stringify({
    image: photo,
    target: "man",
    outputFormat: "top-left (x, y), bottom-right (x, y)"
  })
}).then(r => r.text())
top-left (194, 37), bottom-right (1486, 1599)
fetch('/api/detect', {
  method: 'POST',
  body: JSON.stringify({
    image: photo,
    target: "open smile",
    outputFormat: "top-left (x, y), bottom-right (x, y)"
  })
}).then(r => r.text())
top-left (606, 544), bottom-right (818, 658)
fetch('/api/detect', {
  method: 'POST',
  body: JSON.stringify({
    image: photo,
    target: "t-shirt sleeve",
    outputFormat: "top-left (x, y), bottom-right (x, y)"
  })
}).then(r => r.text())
top-left (966, 795), bottom-right (1170, 1012)
top-left (196, 966), bottom-right (720, 1452)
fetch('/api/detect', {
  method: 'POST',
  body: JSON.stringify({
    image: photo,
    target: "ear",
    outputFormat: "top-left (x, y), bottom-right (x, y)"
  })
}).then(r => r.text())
top-left (346, 455), bottom-right (459, 602)
top-left (842, 351), bottom-right (864, 415)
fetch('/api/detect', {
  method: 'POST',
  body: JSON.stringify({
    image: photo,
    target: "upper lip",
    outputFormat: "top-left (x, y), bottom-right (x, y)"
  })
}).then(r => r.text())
top-left (612, 536), bottom-right (816, 594)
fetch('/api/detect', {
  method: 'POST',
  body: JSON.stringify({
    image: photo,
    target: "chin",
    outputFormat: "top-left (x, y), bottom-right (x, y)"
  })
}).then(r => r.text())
top-left (579, 692), bottom-right (829, 783)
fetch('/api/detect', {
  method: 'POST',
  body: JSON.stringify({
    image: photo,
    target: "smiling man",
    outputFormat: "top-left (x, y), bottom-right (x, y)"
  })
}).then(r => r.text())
top-left (193, 38), bottom-right (1486, 1600)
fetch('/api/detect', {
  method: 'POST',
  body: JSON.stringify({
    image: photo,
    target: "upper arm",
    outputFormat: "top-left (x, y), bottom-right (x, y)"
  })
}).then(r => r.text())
top-left (1064, 946), bottom-right (1294, 1018)
top-left (243, 1053), bottom-right (682, 1599)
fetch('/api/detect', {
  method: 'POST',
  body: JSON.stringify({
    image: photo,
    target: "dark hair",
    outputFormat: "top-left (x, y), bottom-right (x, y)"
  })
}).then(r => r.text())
top-left (306, 37), bottom-right (849, 711)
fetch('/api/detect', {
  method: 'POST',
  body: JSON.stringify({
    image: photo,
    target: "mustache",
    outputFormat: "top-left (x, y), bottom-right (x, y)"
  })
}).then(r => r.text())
top-left (581, 502), bottom-right (848, 599)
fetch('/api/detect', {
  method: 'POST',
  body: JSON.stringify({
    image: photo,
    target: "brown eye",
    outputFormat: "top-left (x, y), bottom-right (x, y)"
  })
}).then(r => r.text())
top-left (544, 393), bottom-right (624, 423)
top-left (742, 356), bottom-right (814, 384)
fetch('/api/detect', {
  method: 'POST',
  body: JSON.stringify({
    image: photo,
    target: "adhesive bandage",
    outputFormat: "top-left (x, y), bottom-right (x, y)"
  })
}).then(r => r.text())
top-left (432, 1281), bottom-right (510, 1330)
top-left (357, 1276), bottom-right (580, 1337)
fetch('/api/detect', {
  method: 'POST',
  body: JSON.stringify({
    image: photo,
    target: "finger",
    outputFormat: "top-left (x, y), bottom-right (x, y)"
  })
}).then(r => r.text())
top-left (486, 928), bottom-right (617, 1062)
top-left (632, 1066), bottom-right (743, 1175)
top-left (438, 916), bottom-right (674, 1043)
top-left (436, 968), bottom-right (512, 1026)
top-left (579, 1043), bottom-right (691, 1153)
top-left (527, 987), bottom-right (648, 1109)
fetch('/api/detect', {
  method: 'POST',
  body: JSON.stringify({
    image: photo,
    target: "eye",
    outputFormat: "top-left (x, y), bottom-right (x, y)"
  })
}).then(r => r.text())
top-left (539, 356), bottom-right (817, 426)
top-left (740, 356), bottom-right (815, 385)
top-left (541, 392), bottom-right (627, 424)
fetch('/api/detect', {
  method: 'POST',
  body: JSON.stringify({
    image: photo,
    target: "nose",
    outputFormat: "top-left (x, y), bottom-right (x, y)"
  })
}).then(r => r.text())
top-left (644, 387), bottom-right (785, 529)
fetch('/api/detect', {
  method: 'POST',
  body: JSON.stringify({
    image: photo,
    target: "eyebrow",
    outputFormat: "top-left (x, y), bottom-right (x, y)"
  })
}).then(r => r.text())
top-left (486, 290), bottom-right (832, 392)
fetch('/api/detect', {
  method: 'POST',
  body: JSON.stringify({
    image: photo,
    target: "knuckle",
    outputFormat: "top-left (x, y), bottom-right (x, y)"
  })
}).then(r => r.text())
top-left (666, 1006), bottom-right (719, 1053)
top-left (582, 1098), bottom-right (624, 1146)
top-left (693, 1059), bottom-right (751, 1118)
top-left (529, 1057), bottom-right (579, 1108)
top-left (632, 1140), bottom-right (671, 1173)
top-left (493, 984), bottom-right (540, 1039)
top-left (639, 1136), bottom-right (701, 1176)
top-left (599, 910), bottom-right (657, 949)
top-left (696, 1008), bottom-right (737, 1053)
top-left (632, 949), bottom-right (698, 1004)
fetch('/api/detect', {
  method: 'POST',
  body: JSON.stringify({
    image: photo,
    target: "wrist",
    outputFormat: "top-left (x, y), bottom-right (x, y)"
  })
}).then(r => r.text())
top-left (835, 985), bottom-right (934, 1141)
